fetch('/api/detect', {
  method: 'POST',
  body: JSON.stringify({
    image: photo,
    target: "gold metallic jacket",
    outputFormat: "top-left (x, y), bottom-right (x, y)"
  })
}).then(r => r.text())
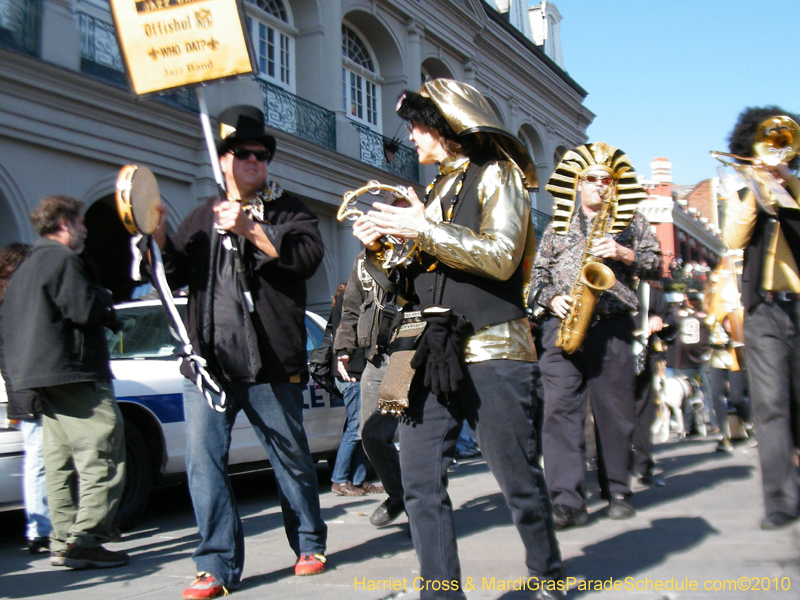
top-left (416, 155), bottom-right (537, 363)
top-left (722, 173), bottom-right (800, 293)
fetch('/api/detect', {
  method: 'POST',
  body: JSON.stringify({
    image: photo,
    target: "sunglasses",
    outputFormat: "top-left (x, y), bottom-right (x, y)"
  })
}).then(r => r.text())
top-left (230, 148), bottom-right (271, 162)
top-left (583, 174), bottom-right (613, 185)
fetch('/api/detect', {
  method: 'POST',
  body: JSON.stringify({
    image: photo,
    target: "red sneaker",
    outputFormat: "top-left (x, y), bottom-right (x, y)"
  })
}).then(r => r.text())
top-left (294, 553), bottom-right (326, 576)
top-left (183, 573), bottom-right (229, 599)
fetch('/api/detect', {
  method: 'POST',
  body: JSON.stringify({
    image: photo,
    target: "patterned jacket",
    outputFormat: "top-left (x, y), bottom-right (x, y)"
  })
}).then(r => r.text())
top-left (532, 209), bottom-right (662, 318)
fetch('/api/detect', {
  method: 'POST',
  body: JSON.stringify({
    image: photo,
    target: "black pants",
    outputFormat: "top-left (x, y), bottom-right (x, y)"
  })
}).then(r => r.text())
top-left (540, 315), bottom-right (636, 509)
top-left (709, 367), bottom-right (751, 436)
top-left (399, 360), bottom-right (562, 600)
top-left (359, 357), bottom-right (403, 503)
top-left (632, 358), bottom-right (658, 478)
top-left (744, 299), bottom-right (800, 517)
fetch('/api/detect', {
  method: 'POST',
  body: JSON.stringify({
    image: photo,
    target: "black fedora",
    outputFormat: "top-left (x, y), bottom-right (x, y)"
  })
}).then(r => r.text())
top-left (216, 108), bottom-right (277, 162)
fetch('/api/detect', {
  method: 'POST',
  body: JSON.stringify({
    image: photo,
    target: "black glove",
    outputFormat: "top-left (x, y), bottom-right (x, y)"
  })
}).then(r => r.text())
top-left (410, 307), bottom-right (472, 396)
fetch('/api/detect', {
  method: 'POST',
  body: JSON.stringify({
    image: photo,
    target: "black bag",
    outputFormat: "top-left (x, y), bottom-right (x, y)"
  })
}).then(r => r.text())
top-left (308, 343), bottom-right (341, 398)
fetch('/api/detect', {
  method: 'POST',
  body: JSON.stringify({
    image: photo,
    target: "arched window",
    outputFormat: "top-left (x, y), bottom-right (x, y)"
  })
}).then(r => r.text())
top-left (518, 130), bottom-right (538, 207)
top-left (246, 0), bottom-right (294, 91)
top-left (342, 24), bottom-right (381, 130)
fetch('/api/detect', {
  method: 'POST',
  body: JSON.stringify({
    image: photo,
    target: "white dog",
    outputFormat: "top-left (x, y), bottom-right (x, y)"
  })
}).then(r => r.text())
top-left (652, 374), bottom-right (705, 443)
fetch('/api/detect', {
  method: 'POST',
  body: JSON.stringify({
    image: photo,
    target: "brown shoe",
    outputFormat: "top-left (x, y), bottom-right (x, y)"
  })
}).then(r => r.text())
top-left (359, 482), bottom-right (385, 495)
top-left (64, 543), bottom-right (129, 569)
top-left (332, 481), bottom-right (365, 496)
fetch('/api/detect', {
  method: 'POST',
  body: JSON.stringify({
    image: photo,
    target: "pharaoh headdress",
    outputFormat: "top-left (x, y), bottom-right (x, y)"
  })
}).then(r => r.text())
top-left (545, 142), bottom-right (648, 235)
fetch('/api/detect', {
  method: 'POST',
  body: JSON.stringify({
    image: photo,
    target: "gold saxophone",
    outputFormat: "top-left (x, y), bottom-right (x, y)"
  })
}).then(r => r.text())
top-left (556, 187), bottom-right (617, 354)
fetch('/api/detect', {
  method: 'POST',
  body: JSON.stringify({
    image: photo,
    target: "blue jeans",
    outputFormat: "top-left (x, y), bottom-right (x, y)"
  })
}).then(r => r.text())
top-left (20, 419), bottom-right (52, 540)
top-left (331, 380), bottom-right (366, 486)
top-left (183, 379), bottom-right (327, 587)
top-left (455, 421), bottom-right (479, 456)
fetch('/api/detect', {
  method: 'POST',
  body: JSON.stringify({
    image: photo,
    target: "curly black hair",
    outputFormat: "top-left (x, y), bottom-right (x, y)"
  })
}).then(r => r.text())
top-left (396, 90), bottom-right (459, 142)
top-left (728, 105), bottom-right (800, 169)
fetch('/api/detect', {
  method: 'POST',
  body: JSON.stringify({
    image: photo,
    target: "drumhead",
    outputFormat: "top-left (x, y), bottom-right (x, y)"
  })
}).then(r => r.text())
top-left (116, 164), bottom-right (161, 235)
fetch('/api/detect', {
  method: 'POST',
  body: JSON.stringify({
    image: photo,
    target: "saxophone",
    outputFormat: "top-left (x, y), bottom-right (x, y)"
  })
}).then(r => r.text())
top-left (556, 187), bottom-right (617, 354)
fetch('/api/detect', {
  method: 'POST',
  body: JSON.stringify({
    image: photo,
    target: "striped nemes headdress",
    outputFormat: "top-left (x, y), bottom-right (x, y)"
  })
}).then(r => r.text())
top-left (545, 142), bottom-right (648, 235)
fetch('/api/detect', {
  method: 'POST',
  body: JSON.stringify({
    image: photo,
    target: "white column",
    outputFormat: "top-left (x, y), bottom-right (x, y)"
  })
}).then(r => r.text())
top-left (40, 0), bottom-right (80, 70)
top-left (406, 18), bottom-right (424, 91)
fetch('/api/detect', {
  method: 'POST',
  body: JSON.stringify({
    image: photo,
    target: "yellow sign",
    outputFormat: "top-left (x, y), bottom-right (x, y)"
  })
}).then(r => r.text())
top-left (110, 0), bottom-right (255, 97)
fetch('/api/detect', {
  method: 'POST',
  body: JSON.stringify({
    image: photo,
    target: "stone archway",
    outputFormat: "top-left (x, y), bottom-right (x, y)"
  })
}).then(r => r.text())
top-left (485, 97), bottom-right (506, 126)
top-left (0, 163), bottom-right (31, 247)
top-left (343, 9), bottom-right (406, 134)
top-left (82, 195), bottom-right (138, 302)
top-left (421, 56), bottom-right (455, 82)
top-left (0, 194), bottom-right (26, 247)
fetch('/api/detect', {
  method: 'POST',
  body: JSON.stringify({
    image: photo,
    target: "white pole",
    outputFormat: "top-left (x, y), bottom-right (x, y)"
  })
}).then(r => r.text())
top-left (196, 86), bottom-right (226, 190)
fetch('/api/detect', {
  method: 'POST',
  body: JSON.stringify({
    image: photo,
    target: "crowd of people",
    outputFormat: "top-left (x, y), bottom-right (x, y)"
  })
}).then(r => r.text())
top-left (0, 85), bottom-right (798, 600)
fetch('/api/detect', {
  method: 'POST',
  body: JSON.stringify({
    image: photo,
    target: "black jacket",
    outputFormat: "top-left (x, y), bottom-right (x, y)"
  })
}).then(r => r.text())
top-left (160, 192), bottom-right (324, 384)
top-left (327, 291), bottom-right (365, 380)
top-left (0, 309), bottom-right (45, 420)
top-left (2, 238), bottom-right (116, 391)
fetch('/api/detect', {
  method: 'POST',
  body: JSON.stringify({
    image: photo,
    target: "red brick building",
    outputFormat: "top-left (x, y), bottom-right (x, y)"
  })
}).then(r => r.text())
top-left (636, 158), bottom-right (724, 280)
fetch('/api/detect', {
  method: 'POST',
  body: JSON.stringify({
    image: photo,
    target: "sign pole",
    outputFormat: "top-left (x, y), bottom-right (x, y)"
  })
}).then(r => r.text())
top-left (196, 86), bottom-right (226, 192)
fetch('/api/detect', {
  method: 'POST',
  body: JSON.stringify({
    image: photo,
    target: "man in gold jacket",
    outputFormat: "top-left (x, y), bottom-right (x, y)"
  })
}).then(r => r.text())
top-left (722, 106), bottom-right (800, 530)
top-left (358, 79), bottom-right (564, 600)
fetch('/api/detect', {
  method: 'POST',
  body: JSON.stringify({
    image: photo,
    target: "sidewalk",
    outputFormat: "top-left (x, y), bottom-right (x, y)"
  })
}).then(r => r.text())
top-left (0, 436), bottom-right (798, 599)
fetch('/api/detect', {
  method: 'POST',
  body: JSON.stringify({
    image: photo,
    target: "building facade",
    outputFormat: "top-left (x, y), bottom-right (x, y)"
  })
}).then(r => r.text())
top-left (0, 0), bottom-right (592, 312)
top-left (637, 157), bottom-right (724, 281)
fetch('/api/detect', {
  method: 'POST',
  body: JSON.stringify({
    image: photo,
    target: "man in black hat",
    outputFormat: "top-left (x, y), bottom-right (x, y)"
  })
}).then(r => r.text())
top-left (151, 111), bottom-right (327, 599)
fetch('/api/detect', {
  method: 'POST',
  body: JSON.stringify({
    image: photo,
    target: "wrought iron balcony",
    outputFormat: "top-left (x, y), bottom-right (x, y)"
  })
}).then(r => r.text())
top-left (77, 13), bottom-right (197, 113)
top-left (351, 121), bottom-right (419, 183)
top-left (0, 0), bottom-right (41, 56)
top-left (257, 80), bottom-right (336, 152)
top-left (531, 207), bottom-right (552, 240)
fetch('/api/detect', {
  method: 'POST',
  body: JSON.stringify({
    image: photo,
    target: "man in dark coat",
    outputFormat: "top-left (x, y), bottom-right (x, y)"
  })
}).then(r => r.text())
top-left (151, 109), bottom-right (326, 599)
top-left (3, 195), bottom-right (127, 569)
top-left (532, 143), bottom-right (662, 528)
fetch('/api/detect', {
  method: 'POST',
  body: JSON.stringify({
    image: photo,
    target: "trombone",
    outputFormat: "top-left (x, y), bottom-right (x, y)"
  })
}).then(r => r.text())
top-left (337, 180), bottom-right (418, 269)
top-left (711, 115), bottom-right (800, 213)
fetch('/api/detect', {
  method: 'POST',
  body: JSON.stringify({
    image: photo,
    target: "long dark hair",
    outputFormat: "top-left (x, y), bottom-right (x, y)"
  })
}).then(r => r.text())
top-left (332, 282), bottom-right (347, 306)
top-left (397, 91), bottom-right (501, 162)
top-left (0, 243), bottom-right (32, 302)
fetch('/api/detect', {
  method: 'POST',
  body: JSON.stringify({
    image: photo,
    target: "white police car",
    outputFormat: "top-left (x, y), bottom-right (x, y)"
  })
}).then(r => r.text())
top-left (0, 298), bottom-right (344, 529)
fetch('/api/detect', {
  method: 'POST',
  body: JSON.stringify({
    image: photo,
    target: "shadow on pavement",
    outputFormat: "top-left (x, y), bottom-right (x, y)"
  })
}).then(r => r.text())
top-left (492, 517), bottom-right (720, 600)
top-left (564, 517), bottom-right (719, 598)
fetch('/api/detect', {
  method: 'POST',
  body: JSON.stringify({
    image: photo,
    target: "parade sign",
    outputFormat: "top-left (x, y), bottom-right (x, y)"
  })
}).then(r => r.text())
top-left (110, 0), bottom-right (255, 97)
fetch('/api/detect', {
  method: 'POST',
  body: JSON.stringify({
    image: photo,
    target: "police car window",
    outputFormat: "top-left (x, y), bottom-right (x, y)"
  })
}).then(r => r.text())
top-left (107, 305), bottom-right (185, 359)
top-left (305, 315), bottom-right (323, 353)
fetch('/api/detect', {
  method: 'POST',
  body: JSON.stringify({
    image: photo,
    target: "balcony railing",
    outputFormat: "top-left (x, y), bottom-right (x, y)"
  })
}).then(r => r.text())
top-left (77, 13), bottom-right (198, 113)
top-left (531, 207), bottom-right (552, 240)
top-left (0, 0), bottom-right (41, 56)
top-left (257, 80), bottom-right (336, 152)
top-left (351, 122), bottom-right (419, 183)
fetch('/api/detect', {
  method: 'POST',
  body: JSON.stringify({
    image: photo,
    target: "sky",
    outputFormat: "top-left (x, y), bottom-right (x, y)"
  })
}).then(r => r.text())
top-left (549, 0), bottom-right (800, 186)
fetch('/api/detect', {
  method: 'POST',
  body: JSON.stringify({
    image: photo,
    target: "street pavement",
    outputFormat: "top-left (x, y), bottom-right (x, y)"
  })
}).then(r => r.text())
top-left (1, 436), bottom-right (799, 599)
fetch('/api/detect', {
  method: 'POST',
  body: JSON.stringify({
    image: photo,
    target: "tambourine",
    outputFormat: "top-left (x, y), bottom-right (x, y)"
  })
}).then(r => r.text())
top-left (337, 180), bottom-right (413, 221)
top-left (337, 180), bottom-right (417, 269)
top-left (116, 165), bottom-right (161, 235)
